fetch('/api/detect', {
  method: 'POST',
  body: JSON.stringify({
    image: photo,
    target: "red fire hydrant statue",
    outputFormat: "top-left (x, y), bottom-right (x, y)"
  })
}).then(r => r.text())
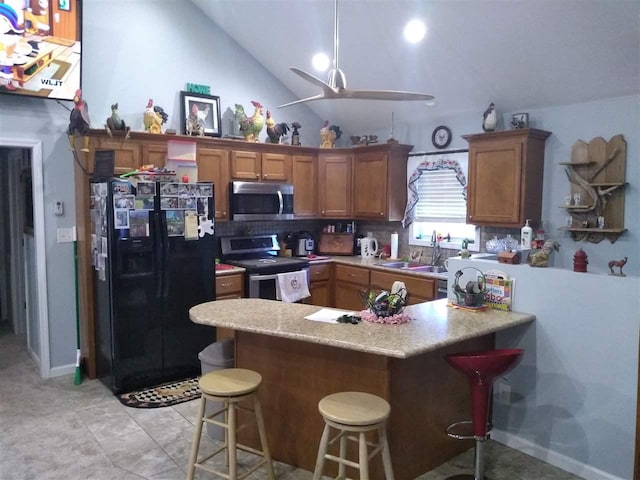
top-left (573, 248), bottom-right (588, 272)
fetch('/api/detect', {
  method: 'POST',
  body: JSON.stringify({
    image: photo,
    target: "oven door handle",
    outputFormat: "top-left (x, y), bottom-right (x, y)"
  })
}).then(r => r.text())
top-left (250, 273), bottom-right (279, 282)
top-left (277, 190), bottom-right (283, 215)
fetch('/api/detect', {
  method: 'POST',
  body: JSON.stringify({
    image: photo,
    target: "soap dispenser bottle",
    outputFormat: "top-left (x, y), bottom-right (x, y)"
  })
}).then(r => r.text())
top-left (521, 219), bottom-right (533, 249)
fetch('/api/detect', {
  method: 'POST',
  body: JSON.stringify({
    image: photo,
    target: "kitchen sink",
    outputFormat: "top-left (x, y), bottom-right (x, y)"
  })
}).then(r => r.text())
top-left (378, 261), bottom-right (447, 273)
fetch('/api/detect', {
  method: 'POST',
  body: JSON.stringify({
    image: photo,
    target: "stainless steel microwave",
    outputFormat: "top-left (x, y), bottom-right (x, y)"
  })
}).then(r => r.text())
top-left (229, 181), bottom-right (295, 221)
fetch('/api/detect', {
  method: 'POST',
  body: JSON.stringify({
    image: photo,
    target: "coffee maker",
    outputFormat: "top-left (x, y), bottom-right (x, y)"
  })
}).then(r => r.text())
top-left (292, 231), bottom-right (315, 256)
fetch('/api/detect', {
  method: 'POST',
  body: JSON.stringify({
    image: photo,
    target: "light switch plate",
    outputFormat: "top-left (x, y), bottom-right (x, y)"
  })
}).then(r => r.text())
top-left (54, 201), bottom-right (64, 216)
top-left (57, 228), bottom-right (74, 243)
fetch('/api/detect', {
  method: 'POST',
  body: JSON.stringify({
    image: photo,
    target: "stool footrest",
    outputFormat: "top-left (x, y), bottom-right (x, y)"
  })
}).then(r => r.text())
top-left (446, 420), bottom-right (492, 440)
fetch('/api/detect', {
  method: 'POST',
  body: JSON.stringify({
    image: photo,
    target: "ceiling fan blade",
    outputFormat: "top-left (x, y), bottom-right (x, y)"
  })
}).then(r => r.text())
top-left (340, 89), bottom-right (435, 101)
top-left (278, 93), bottom-right (326, 108)
top-left (289, 67), bottom-right (336, 92)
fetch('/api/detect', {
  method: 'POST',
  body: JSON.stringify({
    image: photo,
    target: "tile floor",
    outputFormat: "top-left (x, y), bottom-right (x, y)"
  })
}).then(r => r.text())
top-left (0, 323), bottom-right (584, 480)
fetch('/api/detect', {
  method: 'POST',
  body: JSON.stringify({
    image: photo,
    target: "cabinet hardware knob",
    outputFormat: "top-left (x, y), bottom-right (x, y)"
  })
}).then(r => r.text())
top-left (321, 210), bottom-right (325, 214)
top-left (256, 173), bottom-right (260, 178)
top-left (263, 174), bottom-right (268, 178)
top-left (380, 212), bottom-right (384, 216)
top-left (220, 283), bottom-right (232, 287)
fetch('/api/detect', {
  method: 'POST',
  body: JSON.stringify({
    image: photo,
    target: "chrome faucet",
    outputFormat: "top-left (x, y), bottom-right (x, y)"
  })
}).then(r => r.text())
top-left (430, 230), bottom-right (441, 266)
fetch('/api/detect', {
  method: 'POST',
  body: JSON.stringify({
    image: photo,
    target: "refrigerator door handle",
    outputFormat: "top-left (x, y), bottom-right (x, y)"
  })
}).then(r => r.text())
top-left (153, 211), bottom-right (163, 299)
top-left (160, 213), bottom-right (170, 299)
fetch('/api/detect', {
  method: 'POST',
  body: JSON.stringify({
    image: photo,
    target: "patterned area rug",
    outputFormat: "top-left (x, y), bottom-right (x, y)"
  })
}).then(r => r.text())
top-left (117, 377), bottom-right (200, 408)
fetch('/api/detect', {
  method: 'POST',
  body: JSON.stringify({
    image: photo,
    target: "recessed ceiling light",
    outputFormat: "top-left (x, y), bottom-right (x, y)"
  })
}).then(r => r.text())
top-left (312, 53), bottom-right (330, 72)
top-left (404, 19), bottom-right (426, 44)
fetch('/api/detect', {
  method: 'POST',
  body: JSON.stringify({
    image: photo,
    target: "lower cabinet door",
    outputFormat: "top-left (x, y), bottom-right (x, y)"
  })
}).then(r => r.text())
top-left (334, 281), bottom-right (366, 311)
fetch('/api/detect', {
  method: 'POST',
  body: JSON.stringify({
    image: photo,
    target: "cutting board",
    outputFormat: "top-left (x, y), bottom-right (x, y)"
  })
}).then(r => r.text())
top-left (318, 233), bottom-right (354, 255)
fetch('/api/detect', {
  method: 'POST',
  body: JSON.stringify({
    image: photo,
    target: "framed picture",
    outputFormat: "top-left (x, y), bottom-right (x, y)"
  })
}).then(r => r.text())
top-left (58, 0), bottom-right (71, 11)
top-left (180, 91), bottom-right (221, 137)
top-left (511, 112), bottom-right (529, 129)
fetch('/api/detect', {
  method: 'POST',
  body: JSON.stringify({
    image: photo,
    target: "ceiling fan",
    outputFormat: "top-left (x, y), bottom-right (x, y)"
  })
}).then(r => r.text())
top-left (278, 0), bottom-right (434, 108)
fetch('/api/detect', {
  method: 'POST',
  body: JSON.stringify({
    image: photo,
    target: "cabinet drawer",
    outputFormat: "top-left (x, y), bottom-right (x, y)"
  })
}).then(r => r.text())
top-left (370, 270), bottom-right (435, 301)
top-left (334, 264), bottom-right (370, 286)
top-left (216, 273), bottom-right (243, 297)
top-left (309, 263), bottom-right (331, 282)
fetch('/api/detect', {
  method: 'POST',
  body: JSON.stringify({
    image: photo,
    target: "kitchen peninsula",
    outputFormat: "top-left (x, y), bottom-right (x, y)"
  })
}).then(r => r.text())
top-left (190, 298), bottom-right (535, 479)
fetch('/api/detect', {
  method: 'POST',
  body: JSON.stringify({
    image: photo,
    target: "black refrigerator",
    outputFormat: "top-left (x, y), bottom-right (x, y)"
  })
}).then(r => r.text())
top-left (90, 179), bottom-right (217, 393)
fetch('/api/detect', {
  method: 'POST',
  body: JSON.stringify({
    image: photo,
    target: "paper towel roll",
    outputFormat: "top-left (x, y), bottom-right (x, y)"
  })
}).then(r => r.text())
top-left (390, 232), bottom-right (399, 259)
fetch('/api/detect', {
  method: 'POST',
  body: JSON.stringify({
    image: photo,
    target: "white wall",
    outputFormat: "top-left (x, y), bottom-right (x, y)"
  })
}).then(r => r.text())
top-left (377, 95), bottom-right (640, 277)
top-left (0, 0), bottom-right (322, 372)
top-left (447, 257), bottom-right (640, 480)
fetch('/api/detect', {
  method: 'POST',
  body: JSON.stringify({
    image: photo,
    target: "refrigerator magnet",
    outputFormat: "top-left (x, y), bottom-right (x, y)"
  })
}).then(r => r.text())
top-left (136, 182), bottom-right (155, 196)
top-left (198, 217), bottom-right (214, 237)
top-left (196, 198), bottom-right (209, 217)
top-left (129, 210), bottom-right (150, 238)
top-left (165, 210), bottom-right (185, 237)
top-left (114, 209), bottom-right (130, 229)
top-left (184, 211), bottom-right (199, 240)
top-left (161, 197), bottom-right (178, 210)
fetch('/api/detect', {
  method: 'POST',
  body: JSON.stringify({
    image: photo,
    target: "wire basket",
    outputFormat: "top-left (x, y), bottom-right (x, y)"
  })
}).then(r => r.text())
top-left (452, 267), bottom-right (486, 307)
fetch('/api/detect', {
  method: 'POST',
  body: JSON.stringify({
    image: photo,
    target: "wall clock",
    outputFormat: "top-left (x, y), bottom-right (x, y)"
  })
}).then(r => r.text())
top-left (431, 125), bottom-right (452, 149)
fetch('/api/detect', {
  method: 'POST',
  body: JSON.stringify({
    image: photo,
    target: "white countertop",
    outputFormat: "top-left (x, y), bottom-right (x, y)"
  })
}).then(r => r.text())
top-left (190, 298), bottom-right (534, 358)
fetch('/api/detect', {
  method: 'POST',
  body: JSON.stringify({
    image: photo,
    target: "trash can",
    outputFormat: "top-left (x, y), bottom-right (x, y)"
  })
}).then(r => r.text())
top-left (198, 338), bottom-right (235, 440)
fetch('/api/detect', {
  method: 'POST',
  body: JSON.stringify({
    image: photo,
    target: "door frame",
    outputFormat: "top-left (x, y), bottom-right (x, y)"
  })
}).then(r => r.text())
top-left (0, 138), bottom-right (50, 377)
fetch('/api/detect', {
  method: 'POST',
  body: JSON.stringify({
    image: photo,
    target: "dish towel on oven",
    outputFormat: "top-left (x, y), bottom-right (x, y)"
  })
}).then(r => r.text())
top-left (276, 270), bottom-right (311, 303)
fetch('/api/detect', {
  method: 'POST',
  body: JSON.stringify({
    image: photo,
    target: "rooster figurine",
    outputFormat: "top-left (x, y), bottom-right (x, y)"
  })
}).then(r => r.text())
top-left (265, 110), bottom-right (289, 144)
top-left (143, 98), bottom-right (168, 134)
top-left (105, 103), bottom-right (130, 139)
top-left (68, 88), bottom-right (91, 152)
top-left (234, 100), bottom-right (264, 142)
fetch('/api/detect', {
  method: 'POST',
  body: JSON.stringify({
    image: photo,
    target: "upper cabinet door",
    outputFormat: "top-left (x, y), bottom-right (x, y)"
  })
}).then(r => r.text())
top-left (230, 150), bottom-right (261, 180)
top-left (292, 153), bottom-right (317, 218)
top-left (353, 150), bottom-right (388, 219)
top-left (464, 129), bottom-right (551, 228)
top-left (198, 147), bottom-right (230, 220)
top-left (261, 152), bottom-right (291, 182)
top-left (318, 152), bottom-right (352, 218)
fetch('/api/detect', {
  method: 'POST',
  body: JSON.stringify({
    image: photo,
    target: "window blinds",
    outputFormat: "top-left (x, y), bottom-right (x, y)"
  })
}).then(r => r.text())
top-left (414, 169), bottom-right (466, 223)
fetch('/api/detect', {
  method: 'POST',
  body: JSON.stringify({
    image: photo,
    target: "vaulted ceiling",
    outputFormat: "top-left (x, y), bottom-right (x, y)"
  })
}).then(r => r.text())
top-left (191, 0), bottom-right (640, 133)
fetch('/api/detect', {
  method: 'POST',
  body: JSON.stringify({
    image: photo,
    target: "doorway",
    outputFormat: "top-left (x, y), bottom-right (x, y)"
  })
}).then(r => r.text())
top-left (0, 138), bottom-right (50, 378)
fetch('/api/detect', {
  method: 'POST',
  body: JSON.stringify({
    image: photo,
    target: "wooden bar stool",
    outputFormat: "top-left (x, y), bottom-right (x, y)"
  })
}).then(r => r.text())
top-left (313, 391), bottom-right (394, 480)
top-left (444, 349), bottom-right (524, 480)
top-left (186, 368), bottom-right (275, 480)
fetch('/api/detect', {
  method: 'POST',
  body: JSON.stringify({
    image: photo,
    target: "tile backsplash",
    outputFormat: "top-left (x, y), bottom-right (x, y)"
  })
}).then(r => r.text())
top-left (216, 220), bottom-right (525, 263)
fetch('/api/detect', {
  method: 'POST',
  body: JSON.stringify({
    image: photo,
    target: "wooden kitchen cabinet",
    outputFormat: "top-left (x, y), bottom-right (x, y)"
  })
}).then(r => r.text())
top-left (216, 272), bottom-right (244, 340)
top-left (141, 142), bottom-right (167, 168)
top-left (463, 129), bottom-right (551, 228)
top-left (292, 153), bottom-right (317, 218)
top-left (230, 150), bottom-right (291, 182)
top-left (308, 263), bottom-right (332, 306)
top-left (333, 264), bottom-right (369, 310)
top-left (352, 144), bottom-right (412, 221)
top-left (369, 270), bottom-right (435, 305)
top-left (197, 147), bottom-right (231, 220)
top-left (89, 137), bottom-right (141, 175)
top-left (318, 151), bottom-right (352, 218)
top-left (216, 272), bottom-right (244, 300)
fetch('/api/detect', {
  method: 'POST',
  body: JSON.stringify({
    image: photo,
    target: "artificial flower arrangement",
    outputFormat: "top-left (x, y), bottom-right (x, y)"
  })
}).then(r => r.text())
top-left (359, 283), bottom-right (412, 324)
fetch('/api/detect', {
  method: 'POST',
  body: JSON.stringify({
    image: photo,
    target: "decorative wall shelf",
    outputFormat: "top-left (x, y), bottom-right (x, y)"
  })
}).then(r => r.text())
top-left (560, 134), bottom-right (627, 244)
top-left (559, 227), bottom-right (627, 243)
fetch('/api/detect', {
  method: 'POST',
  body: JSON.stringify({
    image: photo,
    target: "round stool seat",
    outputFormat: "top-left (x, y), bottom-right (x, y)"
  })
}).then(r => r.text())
top-left (199, 368), bottom-right (262, 397)
top-left (445, 348), bottom-right (523, 381)
top-left (318, 391), bottom-right (390, 426)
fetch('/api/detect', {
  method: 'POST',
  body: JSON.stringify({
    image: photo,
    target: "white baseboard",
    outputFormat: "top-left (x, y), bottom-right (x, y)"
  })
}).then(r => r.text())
top-left (491, 430), bottom-right (628, 480)
top-left (49, 363), bottom-right (76, 378)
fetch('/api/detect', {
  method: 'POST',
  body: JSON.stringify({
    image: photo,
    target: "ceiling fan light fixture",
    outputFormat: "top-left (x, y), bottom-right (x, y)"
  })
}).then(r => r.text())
top-left (312, 52), bottom-right (330, 72)
top-left (404, 19), bottom-right (426, 43)
top-left (278, 0), bottom-right (434, 108)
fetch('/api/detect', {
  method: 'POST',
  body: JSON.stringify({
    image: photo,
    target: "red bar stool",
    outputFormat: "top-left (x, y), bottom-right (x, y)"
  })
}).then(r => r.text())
top-left (445, 349), bottom-right (523, 480)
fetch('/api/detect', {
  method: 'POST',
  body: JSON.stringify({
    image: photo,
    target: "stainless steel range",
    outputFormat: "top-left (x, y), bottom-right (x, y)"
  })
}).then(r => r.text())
top-left (220, 234), bottom-right (309, 299)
